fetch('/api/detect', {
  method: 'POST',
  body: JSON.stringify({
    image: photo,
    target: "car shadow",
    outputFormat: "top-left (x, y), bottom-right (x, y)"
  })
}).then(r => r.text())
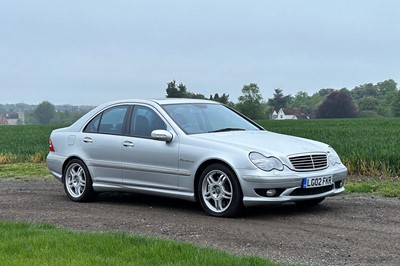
top-left (243, 202), bottom-right (332, 218)
top-left (95, 192), bottom-right (203, 214)
top-left (92, 191), bottom-right (334, 218)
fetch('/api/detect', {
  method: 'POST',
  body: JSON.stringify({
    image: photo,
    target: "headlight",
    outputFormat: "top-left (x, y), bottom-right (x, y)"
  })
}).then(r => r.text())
top-left (249, 152), bottom-right (284, 171)
top-left (328, 147), bottom-right (342, 166)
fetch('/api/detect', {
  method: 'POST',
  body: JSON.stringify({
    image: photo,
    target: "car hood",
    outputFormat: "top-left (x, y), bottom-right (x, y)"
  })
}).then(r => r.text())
top-left (192, 130), bottom-right (329, 157)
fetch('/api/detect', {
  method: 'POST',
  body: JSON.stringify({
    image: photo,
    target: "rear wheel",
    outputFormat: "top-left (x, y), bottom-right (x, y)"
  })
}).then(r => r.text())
top-left (63, 159), bottom-right (95, 202)
top-left (198, 163), bottom-right (243, 217)
top-left (295, 197), bottom-right (325, 206)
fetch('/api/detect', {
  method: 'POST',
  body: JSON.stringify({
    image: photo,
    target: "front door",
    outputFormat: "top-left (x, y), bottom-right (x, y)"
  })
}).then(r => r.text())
top-left (121, 105), bottom-right (179, 190)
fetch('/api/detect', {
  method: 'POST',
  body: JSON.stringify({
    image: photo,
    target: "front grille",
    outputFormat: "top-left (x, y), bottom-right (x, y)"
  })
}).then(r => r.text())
top-left (290, 184), bottom-right (334, 196)
top-left (289, 154), bottom-right (328, 171)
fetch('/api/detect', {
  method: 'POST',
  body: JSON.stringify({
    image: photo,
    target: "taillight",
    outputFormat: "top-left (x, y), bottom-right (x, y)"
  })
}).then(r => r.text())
top-left (49, 138), bottom-right (55, 152)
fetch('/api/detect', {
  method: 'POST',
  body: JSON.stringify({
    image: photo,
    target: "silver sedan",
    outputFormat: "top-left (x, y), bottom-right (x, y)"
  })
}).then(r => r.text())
top-left (47, 99), bottom-right (347, 217)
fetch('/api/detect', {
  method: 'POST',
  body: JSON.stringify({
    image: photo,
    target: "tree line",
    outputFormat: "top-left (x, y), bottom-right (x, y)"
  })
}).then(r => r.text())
top-left (166, 79), bottom-right (400, 119)
top-left (5, 78), bottom-right (399, 125)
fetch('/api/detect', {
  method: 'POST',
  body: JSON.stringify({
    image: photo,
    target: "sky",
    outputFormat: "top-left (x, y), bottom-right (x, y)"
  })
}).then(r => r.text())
top-left (1, 0), bottom-right (399, 105)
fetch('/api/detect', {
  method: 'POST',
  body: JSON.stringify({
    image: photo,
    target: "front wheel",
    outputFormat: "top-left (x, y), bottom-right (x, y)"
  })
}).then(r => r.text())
top-left (63, 159), bottom-right (95, 202)
top-left (198, 163), bottom-right (243, 217)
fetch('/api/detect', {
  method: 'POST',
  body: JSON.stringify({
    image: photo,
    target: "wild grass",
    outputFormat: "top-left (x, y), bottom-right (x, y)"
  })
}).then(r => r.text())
top-left (345, 175), bottom-right (400, 197)
top-left (0, 220), bottom-right (279, 266)
top-left (0, 163), bottom-right (51, 179)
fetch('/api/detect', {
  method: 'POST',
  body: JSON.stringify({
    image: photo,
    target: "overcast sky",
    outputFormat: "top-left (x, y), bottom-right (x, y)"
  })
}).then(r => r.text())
top-left (1, 0), bottom-right (399, 105)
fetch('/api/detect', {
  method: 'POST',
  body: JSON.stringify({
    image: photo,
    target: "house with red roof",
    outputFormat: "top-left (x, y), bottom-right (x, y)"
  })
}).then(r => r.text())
top-left (0, 112), bottom-right (25, 125)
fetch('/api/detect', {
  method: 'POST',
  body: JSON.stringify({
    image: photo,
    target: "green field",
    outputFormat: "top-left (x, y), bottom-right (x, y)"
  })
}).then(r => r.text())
top-left (0, 125), bottom-right (57, 163)
top-left (257, 118), bottom-right (400, 176)
top-left (1, 118), bottom-right (400, 176)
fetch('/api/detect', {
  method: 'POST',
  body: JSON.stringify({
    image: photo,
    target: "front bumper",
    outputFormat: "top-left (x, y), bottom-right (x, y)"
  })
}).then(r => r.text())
top-left (237, 165), bottom-right (347, 207)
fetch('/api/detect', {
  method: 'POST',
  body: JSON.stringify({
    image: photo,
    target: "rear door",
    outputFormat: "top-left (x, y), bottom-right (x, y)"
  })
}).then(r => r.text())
top-left (80, 105), bottom-right (129, 185)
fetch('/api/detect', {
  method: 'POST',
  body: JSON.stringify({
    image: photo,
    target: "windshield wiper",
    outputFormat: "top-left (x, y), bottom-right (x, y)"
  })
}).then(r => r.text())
top-left (208, 128), bottom-right (246, 133)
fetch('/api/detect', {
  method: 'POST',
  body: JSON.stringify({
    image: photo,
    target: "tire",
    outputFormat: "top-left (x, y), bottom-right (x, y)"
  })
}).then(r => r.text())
top-left (295, 197), bottom-right (325, 207)
top-left (63, 159), bottom-right (95, 202)
top-left (198, 163), bottom-right (243, 217)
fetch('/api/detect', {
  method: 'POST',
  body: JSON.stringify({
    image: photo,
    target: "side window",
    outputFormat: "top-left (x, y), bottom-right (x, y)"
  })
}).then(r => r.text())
top-left (84, 114), bottom-right (101, 133)
top-left (130, 106), bottom-right (167, 138)
top-left (84, 105), bottom-right (128, 135)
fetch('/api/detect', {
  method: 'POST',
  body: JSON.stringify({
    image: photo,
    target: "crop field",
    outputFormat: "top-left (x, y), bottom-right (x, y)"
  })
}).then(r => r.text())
top-left (0, 125), bottom-right (57, 163)
top-left (1, 118), bottom-right (400, 176)
top-left (258, 118), bottom-right (400, 176)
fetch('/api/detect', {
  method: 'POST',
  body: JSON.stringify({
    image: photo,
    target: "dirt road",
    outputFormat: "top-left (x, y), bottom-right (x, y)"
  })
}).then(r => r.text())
top-left (1, 179), bottom-right (399, 265)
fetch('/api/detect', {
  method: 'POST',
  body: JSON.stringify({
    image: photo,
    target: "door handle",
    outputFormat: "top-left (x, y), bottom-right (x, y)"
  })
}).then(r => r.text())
top-left (83, 137), bottom-right (93, 143)
top-left (123, 141), bottom-right (134, 147)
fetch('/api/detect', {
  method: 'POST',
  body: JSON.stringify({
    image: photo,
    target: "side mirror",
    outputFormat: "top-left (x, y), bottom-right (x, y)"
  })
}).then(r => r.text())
top-left (151, 130), bottom-right (173, 142)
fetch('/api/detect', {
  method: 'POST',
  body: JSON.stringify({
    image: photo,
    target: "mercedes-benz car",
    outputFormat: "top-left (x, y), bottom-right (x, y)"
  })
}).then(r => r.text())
top-left (47, 98), bottom-right (347, 217)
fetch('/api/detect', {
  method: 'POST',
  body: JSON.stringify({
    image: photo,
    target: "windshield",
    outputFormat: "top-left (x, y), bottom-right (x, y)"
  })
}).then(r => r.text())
top-left (162, 103), bottom-right (262, 134)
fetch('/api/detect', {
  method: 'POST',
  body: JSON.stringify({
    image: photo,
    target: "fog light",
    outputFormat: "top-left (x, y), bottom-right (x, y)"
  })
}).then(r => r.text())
top-left (266, 189), bottom-right (277, 197)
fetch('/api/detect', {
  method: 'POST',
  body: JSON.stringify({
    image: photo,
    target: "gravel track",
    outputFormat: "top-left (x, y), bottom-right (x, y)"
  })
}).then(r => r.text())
top-left (1, 179), bottom-right (399, 265)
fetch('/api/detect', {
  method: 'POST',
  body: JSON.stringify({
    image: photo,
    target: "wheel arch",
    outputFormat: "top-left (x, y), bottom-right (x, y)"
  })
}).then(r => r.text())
top-left (62, 156), bottom-right (89, 181)
top-left (193, 159), bottom-right (242, 202)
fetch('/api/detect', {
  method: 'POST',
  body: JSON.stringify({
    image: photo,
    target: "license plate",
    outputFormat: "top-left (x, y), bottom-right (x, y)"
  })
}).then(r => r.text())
top-left (302, 176), bottom-right (332, 188)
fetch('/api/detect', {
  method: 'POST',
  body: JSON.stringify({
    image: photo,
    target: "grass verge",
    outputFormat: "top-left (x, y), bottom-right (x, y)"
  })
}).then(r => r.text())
top-left (0, 220), bottom-right (279, 266)
top-left (0, 163), bottom-right (51, 179)
top-left (345, 175), bottom-right (400, 197)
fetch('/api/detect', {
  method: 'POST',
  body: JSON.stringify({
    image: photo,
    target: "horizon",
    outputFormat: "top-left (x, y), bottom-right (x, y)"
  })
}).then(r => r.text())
top-left (1, 77), bottom-right (397, 106)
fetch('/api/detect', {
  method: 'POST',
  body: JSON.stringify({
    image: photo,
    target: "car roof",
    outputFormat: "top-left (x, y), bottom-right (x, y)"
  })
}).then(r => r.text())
top-left (149, 98), bottom-right (218, 105)
top-left (101, 98), bottom-right (219, 107)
